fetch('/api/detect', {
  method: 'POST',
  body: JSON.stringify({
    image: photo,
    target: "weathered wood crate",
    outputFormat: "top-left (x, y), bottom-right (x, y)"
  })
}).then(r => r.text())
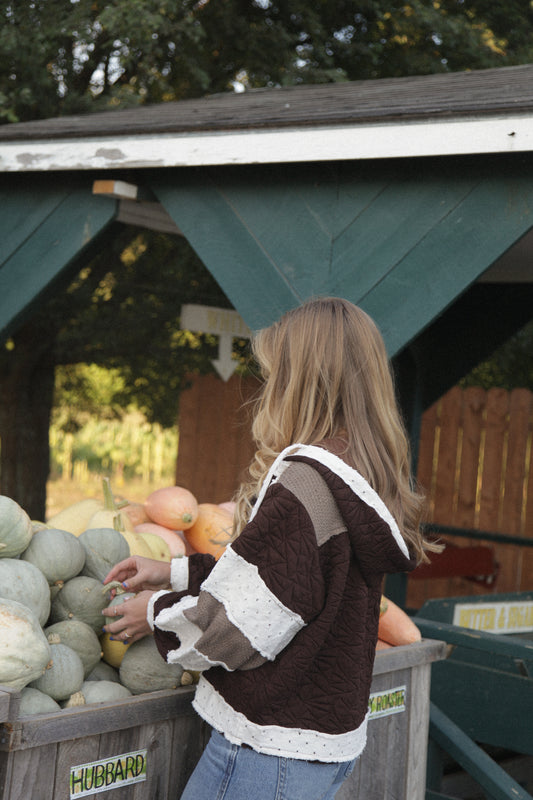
top-left (1, 639), bottom-right (445, 800)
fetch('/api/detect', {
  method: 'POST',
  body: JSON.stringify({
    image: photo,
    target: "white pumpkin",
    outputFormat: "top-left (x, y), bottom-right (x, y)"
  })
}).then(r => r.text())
top-left (0, 598), bottom-right (51, 691)
top-left (0, 558), bottom-right (51, 626)
top-left (0, 495), bottom-right (33, 558)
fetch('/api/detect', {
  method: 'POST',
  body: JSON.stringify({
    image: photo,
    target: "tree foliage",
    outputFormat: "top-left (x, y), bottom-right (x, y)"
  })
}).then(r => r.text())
top-left (2, 0), bottom-right (533, 123)
top-left (2, 0), bottom-right (533, 516)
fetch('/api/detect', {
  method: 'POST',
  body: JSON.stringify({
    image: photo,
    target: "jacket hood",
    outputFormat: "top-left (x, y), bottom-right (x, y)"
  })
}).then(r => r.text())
top-left (283, 444), bottom-right (417, 577)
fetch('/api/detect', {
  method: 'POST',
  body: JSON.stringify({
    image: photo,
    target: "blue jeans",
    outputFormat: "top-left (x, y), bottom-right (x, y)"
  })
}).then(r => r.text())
top-left (180, 729), bottom-right (357, 800)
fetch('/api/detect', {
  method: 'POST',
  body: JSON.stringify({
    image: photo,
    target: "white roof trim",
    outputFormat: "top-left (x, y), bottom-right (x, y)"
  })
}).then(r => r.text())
top-left (1, 112), bottom-right (532, 172)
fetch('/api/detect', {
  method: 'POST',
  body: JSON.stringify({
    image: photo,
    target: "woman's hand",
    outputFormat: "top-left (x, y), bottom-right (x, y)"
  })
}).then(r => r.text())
top-left (103, 555), bottom-right (172, 593)
top-left (102, 590), bottom-right (155, 645)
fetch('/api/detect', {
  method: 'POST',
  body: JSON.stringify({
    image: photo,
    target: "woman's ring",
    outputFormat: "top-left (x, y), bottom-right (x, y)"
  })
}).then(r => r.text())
top-left (114, 607), bottom-right (118, 615)
top-left (124, 631), bottom-right (130, 640)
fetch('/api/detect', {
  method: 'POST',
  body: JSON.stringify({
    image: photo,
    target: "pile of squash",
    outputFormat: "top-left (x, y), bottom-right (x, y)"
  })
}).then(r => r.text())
top-left (0, 480), bottom-right (420, 719)
top-left (0, 480), bottom-right (234, 718)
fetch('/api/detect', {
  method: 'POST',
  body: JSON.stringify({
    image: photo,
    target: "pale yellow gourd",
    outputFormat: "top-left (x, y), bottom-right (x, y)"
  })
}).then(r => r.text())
top-left (84, 478), bottom-right (134, 533)
top-left (46, 498), bottom-right (103, 536)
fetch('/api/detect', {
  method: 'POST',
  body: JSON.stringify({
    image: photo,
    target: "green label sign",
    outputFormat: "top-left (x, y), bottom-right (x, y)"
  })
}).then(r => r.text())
top-left (368, 685), bottom-right (407, 719)
top-left (70, 749), bottom-right (147, 797)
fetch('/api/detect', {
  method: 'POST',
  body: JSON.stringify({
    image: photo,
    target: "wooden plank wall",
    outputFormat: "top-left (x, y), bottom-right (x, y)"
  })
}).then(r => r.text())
top-left (175, 374), bottom-right (258, 505)
top-left (409, 386), bottom-right (533, 608)
top-left (177, 377), bottom-right (533, 608)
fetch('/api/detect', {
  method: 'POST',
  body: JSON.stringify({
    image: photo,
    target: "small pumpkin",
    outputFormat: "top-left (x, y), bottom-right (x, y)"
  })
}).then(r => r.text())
top-left (0, 495), bottom-right (33, 558)
top-left (119, 636), bottom-right (184, 695)
top-left (99, 587), bottom-right (136, 668)
top-left (0, 558), bottom-right (51, 626)
top-left (79, 527), bottom-right (130, 582)
top-left (0, 598), bottom-right (51, 691)
top-left (30, 642), bottom-right (84, 701)
top-left (21, 527), bottom-right (86, 587)
top-left (50, 575), bottom-right (109, 633)
top-left (144, 486), bottom-right (198, 531)
top-left (44, 620), bottom-right (103, 678)
top-left (184, 503), bottom-right (233, 560)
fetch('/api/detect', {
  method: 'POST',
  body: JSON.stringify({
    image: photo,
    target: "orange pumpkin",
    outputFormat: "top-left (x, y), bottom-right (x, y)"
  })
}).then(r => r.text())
top-left (184, 504), bottom-right (233, 560)
top-left (144, 486), bottom-right (198, 531)
top-left (378, 596), bottom-right (421, 646)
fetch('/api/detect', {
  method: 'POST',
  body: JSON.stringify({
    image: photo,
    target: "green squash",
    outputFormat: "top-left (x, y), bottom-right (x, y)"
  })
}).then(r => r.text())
top-left (119, 636), bottom-right (184, 695)
top-left (0, 558), bottom-right (51, 626)
top-left (30, 643), bottom-right (84, 701)
top-left (19, 687), bottom-right (61, 716)
top-left (85, 660), bottom-right (121, 683)
top-left (49, 575), bottom-right (108, 633)
top-left (80, 679), bottom-right (132, 704)
top-left (21, 528), bottom-right (86, 587)
top-left (79, 527), bottom-right (130, 582)
top-left (44, 620), bottom-right (103, 678)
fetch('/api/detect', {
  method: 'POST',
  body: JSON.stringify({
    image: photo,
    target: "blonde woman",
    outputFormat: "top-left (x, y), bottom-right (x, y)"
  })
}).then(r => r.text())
top-left (103, 297), bottom-right (438, 800)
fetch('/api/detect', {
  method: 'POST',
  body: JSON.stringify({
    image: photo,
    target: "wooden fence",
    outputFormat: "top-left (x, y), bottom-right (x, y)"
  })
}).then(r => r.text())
top-left (408, 386), bottom-right (533, 608)
top-left (177, 377), bottom-right (533, 608)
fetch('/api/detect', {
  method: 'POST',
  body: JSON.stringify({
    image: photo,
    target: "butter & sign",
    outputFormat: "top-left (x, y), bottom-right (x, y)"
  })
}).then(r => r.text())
top-left (69, 748), bottom-right (147, 798)
top-left (453, 600), bottom-right (533, 634)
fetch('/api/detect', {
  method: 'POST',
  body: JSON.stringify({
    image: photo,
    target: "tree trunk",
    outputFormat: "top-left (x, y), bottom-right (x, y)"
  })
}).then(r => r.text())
top-left (0, 322), bottom-right (56, 521)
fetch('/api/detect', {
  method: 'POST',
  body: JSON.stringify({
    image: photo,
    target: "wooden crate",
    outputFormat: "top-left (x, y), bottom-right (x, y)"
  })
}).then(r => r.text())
top-left (0, 687), bottom-right (209, 800)
top-left (1, 640), bottom-right (445, 800)
top-left (337, 639), bottom-right (447, 800)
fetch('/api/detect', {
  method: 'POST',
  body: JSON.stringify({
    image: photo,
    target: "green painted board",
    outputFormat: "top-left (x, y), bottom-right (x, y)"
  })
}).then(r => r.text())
top-left (0, 180), bottom-right (117, 338)
top-left (429, 658), bottom-right (533, 754)
top-left (151, 158), bottom-right (533, 351)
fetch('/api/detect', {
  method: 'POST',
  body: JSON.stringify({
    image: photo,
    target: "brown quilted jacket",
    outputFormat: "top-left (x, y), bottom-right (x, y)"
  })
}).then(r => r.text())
top-left (148, 441), bottom-right (416, 762)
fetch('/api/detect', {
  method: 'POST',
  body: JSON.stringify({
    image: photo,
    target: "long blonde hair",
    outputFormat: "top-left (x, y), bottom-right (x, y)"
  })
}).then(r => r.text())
top-left (234, 297), bottom-right (438, 563)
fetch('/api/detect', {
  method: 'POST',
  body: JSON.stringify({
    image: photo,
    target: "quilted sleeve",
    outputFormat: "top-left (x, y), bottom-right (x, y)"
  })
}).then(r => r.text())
top-left (149, 481), bottom-right (326, 673)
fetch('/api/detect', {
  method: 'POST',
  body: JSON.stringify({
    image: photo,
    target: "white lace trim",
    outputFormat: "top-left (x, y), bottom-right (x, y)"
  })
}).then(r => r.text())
top-left (152, 594), bottom-right (228, 671)
top-left (193, 677), bottom-right (369, 762)
top-left (170, 556), bottom-right (189, 592)
top-left (146, 589), bottom-right (168, 631)
top-left (201, 547), bottom-right (305, 660)
top-left (251, 443), bottom-right (409, 559)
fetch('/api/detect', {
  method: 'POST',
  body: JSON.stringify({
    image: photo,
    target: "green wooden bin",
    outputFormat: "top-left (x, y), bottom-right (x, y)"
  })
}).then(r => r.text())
top-left (416, 591), bottom-right (533, 756)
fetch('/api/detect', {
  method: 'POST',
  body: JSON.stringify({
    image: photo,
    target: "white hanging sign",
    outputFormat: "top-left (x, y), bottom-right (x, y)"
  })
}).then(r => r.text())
top-left (181, 304), bottom-right (251, 381)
